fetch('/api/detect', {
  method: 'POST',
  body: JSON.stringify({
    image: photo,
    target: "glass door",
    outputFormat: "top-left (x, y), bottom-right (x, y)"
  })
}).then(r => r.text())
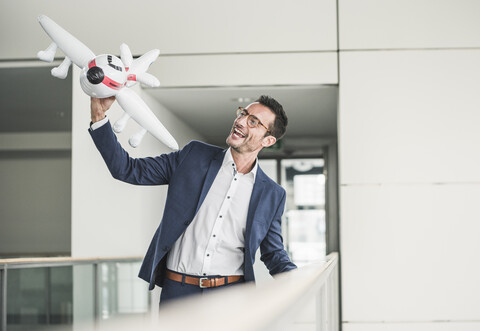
top-left (281, 158), bottom-right (326, 266)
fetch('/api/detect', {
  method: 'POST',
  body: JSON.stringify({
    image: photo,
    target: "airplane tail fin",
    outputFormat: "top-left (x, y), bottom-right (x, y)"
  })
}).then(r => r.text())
top-left (120, 43), bottom-right (133, 69)
top-left (122, 47), bottom-right (161, 88)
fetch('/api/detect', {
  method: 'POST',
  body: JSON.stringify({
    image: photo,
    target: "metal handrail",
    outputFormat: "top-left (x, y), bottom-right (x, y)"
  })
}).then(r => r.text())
top-left (0, 256), bottom-right (142, 269)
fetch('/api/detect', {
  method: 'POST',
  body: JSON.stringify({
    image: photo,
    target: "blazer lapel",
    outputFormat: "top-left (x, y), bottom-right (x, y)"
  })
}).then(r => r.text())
top-left (245, 167), bottom-right (267, 245)
top-left (195, 149), bottom-right (225, 214)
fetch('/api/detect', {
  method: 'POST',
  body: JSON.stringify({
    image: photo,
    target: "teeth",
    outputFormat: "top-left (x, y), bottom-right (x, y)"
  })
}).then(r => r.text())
top-left (234, 128), bottom-right (245, 137)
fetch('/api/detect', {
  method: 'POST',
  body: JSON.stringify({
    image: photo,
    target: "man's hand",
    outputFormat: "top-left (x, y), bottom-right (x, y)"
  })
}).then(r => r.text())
top-left (91, 96), bottom-right (116, 123)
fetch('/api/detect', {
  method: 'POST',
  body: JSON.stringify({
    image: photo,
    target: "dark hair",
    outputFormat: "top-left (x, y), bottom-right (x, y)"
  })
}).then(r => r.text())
top-left (256, 95), bottom-right (288, 139)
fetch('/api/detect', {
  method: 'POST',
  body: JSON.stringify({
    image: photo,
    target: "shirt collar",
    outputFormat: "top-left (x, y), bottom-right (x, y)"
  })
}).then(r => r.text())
top-left (223, 148), bottom-right (258, 180)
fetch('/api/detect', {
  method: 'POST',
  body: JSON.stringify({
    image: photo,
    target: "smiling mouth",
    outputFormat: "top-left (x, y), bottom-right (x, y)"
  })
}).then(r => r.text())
top-left (232, 127), bottom-right (246, 139)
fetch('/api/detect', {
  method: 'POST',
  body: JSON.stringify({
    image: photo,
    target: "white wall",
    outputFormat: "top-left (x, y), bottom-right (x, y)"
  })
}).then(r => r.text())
top-left (339, 0), bottom-right (480, 50)
top-left (339, 1), bottom-right (480, 330)
top-left (339, 50), bottom-right (480, 184)
top-left (70, 66), bottom-right (204, 258)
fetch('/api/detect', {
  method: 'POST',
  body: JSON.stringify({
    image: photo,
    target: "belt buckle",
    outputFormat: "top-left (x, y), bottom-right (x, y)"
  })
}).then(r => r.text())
top-left (199, 277), bottom-right (209, 288)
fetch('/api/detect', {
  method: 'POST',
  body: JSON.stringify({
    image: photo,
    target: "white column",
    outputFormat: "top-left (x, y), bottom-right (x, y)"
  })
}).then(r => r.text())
top-left (339, 48), bottom-right (480, 331)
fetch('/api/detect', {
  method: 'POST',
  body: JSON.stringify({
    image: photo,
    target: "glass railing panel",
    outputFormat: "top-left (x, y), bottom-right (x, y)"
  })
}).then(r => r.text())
top-left (115, 262), bottom-right (148, 314)
top-left (72, 264), bottom-right (94, 328)
top-left (1, 257), bottom-right (149, 331)
top-left (98, 262), bottom-right (117, 320)
top-left (97, 262), bottom-right (149, 320)
top-left (50, 267), bottom-right (73, 325)
top-left (6, 266), bottom-right (73, 331)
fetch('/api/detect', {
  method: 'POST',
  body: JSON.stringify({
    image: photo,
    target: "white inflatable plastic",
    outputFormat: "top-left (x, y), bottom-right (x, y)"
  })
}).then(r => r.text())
top-left (37, 14), bottom-right (178, 150)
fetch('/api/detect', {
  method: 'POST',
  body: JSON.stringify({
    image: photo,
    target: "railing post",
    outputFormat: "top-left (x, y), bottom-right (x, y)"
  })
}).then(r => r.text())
top-left (326, 272), bottom-right (332, 331)
top-left (93, 262), bottom-right (99, 324)
top-left (315, 284), bottom-right (324, 331)
top-left (333, 266), bottom-right (340, 331)
top-left (45, 267), bottom-right (51, 325)
top-left (317, 283), bottom-right (329, 331)
top-left (316, 288), bottom-right (322, 331)
top-left (1, 266), bottom-right (7, 331)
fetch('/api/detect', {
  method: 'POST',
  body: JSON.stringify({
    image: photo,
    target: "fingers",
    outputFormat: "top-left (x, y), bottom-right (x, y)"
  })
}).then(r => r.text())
top-left (91, 96), bottom-right (116, 111)
top-left (91, 97), bottom-right (112, 123)
top-left (90, 96), bottom-right (118, 123)
top-left (102, 96), bottom-right (116, 110)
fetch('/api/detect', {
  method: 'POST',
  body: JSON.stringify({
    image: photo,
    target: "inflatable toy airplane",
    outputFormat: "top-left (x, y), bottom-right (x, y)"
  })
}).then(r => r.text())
top-left (36, 14), bottom-right (178, 150)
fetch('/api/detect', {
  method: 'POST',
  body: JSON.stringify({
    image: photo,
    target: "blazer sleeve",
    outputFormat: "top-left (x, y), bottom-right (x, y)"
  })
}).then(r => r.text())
top-left (89, 120), bottom-right (192, 185)
top-left (259, 189), bottom-right (297, 275)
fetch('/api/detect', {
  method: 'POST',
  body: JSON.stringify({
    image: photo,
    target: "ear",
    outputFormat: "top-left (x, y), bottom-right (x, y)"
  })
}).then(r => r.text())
top-left (262, 135), bottom-right (277, 148)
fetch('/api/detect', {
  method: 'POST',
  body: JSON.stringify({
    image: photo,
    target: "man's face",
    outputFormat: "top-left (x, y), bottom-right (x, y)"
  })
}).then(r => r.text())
top-left (226, 102), bottom-right (276, 154)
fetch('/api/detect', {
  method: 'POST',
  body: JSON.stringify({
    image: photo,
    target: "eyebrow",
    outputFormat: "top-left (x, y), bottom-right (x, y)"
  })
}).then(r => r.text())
top-left (250, 114), bottom-right (261, 122)
top-left (244, 107), bottom-right (272, 133)
top-left (243, 108), bottom-right (261, 122)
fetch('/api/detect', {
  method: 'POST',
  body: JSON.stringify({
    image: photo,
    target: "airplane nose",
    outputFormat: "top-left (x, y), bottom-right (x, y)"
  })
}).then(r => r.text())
top-left (86, 66), bottom-right (104, 84)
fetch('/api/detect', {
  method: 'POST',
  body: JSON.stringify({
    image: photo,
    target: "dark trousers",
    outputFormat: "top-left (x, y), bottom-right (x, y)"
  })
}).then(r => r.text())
top-left (159, 271), bottom-right (245, 305)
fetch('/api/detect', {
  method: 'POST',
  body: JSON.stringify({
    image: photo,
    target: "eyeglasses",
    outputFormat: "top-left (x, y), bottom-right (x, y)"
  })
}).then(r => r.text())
top-left (235, 107), bottom-right (271, 134)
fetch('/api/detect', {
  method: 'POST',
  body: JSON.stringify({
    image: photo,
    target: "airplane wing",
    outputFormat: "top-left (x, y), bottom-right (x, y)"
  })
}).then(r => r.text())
top-left (129, 49), bottom-right (160, 74)
top-left (38, 15), bottom-right (95, 68)
top-left (116, 88), bottom-right (179, 150)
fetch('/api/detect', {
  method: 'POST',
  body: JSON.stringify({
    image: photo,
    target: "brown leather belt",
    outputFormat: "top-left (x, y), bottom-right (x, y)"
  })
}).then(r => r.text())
top-left (165, 270), bottom-right (244, 288)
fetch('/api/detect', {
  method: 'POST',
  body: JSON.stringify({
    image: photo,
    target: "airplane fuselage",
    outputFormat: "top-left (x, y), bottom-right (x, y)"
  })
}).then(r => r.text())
top-left (80, 54), bottom-right (127, 98)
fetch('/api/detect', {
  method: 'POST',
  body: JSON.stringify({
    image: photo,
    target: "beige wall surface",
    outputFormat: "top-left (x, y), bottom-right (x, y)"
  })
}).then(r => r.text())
top-left (339, 0), bottom-right (480, 50)
top-left (155, 52), bottom-right (338, 87)
top-left (339, 50), bottom-right (480, 185)
top-left (343, 321), bottom-right (480, 331)
top-left (339, 1), bottom-right (480, 328)
top-left (341, 184), bottom-right (480, 321)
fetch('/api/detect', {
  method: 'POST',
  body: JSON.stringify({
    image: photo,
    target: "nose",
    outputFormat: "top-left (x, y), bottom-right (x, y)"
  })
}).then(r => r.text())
top-left (235, 114), bottom-right (248, 127)
top-left (86, 66), bottom-right (104, 84)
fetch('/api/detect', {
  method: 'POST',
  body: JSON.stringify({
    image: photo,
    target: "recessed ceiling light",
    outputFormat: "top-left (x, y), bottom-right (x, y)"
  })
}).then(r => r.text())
top-left (232, 97), bottom-right (254, 103)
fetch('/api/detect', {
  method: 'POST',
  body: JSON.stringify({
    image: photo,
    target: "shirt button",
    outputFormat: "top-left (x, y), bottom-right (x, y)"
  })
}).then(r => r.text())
top-left (219, 215), bottom-right (222, 218)
top-left (232, 163), bottom-right (235, 167)
top-left (234, 178), bottom-right (237, 181)
top-left (213, 234), bottom-right (216, 237)
top-left (207, 254), bottom-right (210, 257)
top-left (203, 273), bottom-right (206, 276)
top-left (227, 196), bottom-right (230, 199)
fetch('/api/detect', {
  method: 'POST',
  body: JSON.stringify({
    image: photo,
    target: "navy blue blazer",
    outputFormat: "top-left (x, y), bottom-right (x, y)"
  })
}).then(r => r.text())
top-left (90, 121), bottom-right (296, 290)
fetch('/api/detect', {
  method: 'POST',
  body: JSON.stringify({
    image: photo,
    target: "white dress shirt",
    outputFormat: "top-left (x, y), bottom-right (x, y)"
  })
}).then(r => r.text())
top-left (166, 148), bottom-right (257, 276)
top-left (90, 120), bottom-right (256, 276)
top-left (90, 116), bottom-right (108, 130)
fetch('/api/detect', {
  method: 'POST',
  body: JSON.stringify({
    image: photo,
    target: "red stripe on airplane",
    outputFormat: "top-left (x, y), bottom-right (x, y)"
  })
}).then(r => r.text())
top-left (102, 76), bottom-right (123, 90)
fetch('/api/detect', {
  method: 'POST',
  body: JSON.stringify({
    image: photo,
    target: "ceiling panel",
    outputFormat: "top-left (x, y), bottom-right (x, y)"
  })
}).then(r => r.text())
top-left (145, 85), bottom-right (338, 147)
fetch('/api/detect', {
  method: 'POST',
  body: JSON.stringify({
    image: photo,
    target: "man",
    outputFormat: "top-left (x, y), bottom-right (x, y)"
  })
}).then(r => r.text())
top-left (89, 95), bottom-right (296, 303)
